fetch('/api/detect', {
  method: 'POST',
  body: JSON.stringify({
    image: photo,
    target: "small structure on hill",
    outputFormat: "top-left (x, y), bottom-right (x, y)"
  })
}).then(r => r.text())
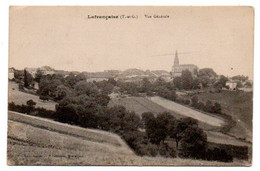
top-left (226, 81), bottom-right (237, 90)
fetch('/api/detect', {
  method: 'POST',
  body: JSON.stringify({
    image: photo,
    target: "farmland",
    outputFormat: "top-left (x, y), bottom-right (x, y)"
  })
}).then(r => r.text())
top-left (183, 90), bottom-right (253, 142)
top-left (8, 81), bottom-right (56, 111)
top-left (148, 96), bottom-right (225, 127)
top-left (109, 95), bottom-right (251, 148)
top-left (8, 111), bottom-right (248, 166)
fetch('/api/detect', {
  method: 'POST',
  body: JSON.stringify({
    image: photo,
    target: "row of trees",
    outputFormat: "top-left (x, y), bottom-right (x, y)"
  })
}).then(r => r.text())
top-left (142, 112), bottom-right (208, 159)
top-left (173, 69), bottom-right (230, 91)
top-left (191, 96), bottom-right (222, 114)
top-left (8, 99), bottom-right (233, 162)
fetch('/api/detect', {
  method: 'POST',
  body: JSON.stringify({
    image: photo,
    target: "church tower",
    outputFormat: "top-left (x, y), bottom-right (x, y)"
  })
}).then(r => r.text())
top-left (174, 50), bottom-right (179, 66)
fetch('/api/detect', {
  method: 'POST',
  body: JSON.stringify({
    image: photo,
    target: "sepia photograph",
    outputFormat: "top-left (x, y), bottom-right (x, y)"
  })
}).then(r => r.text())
top-left (7, 6), bottom-right (254, 166)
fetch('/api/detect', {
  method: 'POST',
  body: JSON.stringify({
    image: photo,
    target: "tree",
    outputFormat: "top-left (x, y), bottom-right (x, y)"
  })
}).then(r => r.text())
top-left (64, 73), bottom-right (78, 88)
top-left (212, 102), bottom-right (222, 114)
top-left (184, 99), bottom-right (190, 105)
top-left (141, 78), bottom-right (152, 94)
top-left (14, 70), bottom-right (24, 80)
top-left (142, 112), bottom-right (155, 129)
top-left (181, 70), bottom-right (193, 90)
top-left (144, 112), bottom-right (175, 145)
top-left (26, 99), bottom-right (36, 107)
top-left (54, 85), bottom-right (72, 101)
top-left (179, 126), bottom-right (207, 159)
top-left (107, 78), bottom-right (117, 86)
top-left (173, 77), bottom-right (182, 90)
top-left (168, 117), bottom-right (198, 150)
top-left (204, 100), bottom-right (213, 113)
top-left (237, 81), bottom-right (243, 88)
top-left (24, 69), bottom-right (33, 88)
top-left (218, 75), bottom-right (229, 88)
top-left (245, 81), bottom-right (252, 87)
top-left (74, 81), bottom-right (99, 96)
top-left (105, 106), bottom-right (140, 133)
top-left (198, 68), bottom-right (217, 78)
top-left (197, 102), bottom-right (205, 111)
top-left (231, 75), bottom-right (249, 82)
top-left (191, 95), bottom-right (199, 108)
top-left (35, 69), bottom-right (43, 83)
top-left (192, 78), bottom-right (200, 89)
top-left (199, 76), bottom-right (211, 88)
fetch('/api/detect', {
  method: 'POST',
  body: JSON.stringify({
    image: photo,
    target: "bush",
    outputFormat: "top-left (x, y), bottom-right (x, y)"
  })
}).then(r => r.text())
top-left (184, 99), bottom-right (190, 105)
top-left (212, 102), bottom-right (222, 114)
top-left (196, 102), bottom-right (205, 111)
top-left (18, 83), bottom-right (24, 90)
top-left (26, 99), bottom-right (36, 107)
top-left (206, 147), bottom-right (233, 162)
top-left (146, 143), bottom-right (159, 157)
top-left (191, 95), bottom-right (199, 108)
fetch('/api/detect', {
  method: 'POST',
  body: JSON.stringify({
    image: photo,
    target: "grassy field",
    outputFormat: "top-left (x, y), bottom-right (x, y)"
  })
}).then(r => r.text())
top-left (7, 111), bottom-right (248, 166)
top-left (185, 90), bottom-right (253, 142)
top-left (109, 95), bottom-right (251, 148)
top-left (8, 81), bottom-right (56, 110)
top-left (109, 96), bottom-right (175, 117)
top-left (148, 96), bottom-right (225, 127)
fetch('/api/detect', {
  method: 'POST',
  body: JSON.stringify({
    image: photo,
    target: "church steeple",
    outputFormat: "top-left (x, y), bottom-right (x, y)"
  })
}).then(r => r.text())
top-left (174, 50), bottom-right (179, 66)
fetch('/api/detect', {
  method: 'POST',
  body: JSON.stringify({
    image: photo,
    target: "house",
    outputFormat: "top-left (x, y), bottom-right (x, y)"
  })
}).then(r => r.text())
top-left (226, 81), bottom-right (237, 90)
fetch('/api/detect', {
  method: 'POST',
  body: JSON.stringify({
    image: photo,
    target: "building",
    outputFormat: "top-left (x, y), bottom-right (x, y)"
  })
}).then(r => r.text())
top-left (8, 68), bottom-right (15, 80)
top-left (25, 66), bottom-right (55, 77)
top-left (226, 81), bottom-right (237, 90)
top-left (171, 51), bottom-right (198, 78)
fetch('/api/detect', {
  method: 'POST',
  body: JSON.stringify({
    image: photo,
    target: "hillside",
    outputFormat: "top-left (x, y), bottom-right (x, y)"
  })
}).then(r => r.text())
top-left (8, 111), bottom-right (134, 165)
top-left (109, 95), bottom-right (251, 148)
top-left (8, 111), bottom-right (248, 166)
top-left (185, 90), bottom-right (253, 142)
top-left (8, 81), bottom-right (56, 111)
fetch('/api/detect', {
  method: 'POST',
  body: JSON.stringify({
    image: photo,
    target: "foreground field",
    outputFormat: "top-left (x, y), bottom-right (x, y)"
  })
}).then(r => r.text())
top-left (8, 81), bottom-right (56, 110)
top-left (8, 111), bottom-right (249, 166)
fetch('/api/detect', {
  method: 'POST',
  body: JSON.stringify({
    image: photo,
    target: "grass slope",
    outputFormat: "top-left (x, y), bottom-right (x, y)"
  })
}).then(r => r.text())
top-left (187, 90), bottom-right (253, 142)
top-left (8, 81), bottom-right (56, 110)
top-left (109, 96), bottom-right (251, 147)
top-left (148, 96), bottom-right (225, 127)
top-left (7, 112), bottom-right (248, 166)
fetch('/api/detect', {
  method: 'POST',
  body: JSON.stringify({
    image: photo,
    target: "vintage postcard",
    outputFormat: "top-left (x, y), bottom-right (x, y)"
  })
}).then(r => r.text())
top-left (8, 6), bottom-right (253, 166)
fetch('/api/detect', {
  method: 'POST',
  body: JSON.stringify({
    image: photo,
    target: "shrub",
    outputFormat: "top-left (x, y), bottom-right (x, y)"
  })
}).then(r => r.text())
top-left (196, 102), bottom-right (205, 111)
top-left (26, 99), bottom-right (36, 107)
top-left (184, 99), bottom-right (190, 105)
top-left (146, 143), bottom-right (159, 157)
top-left (191, 95), bottom-right (199, 108)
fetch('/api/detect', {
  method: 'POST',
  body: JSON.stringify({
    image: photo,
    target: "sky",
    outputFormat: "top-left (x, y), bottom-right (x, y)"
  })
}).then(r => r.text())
top-left (9, 6), bottom-right (254, 79)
